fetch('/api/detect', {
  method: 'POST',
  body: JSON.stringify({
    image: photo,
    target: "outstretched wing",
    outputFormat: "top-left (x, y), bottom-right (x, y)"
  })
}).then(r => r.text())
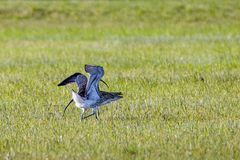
top-left (84, 64), bottom-right (105, 99)
top-left (58, 72), bottom-right (87, 96)
top-left (58, 73), bottom-right (88, 116)
top-left (58, 72), bottom-right (87, 87)
top-left (58, 73), bottom-right (82, 86)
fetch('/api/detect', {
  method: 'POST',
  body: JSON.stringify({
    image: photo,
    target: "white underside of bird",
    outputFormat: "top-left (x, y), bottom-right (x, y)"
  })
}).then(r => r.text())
top-left (72, 90), bottom-right (97, 109)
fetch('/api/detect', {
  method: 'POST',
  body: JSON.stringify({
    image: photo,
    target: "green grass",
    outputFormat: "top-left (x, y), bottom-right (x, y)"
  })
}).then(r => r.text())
top-left (0, 1), bottom-right (240, 159)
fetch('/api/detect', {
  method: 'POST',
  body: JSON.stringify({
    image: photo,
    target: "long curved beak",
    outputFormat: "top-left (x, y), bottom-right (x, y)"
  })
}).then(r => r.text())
top-left (62, 99), bottom-right (73, 116)
top-left (100, 79), bottom-right (109, 88)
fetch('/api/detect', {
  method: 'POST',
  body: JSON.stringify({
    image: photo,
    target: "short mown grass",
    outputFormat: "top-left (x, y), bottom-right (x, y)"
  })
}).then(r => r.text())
top-left (0, 1), bottom-right (240, 159)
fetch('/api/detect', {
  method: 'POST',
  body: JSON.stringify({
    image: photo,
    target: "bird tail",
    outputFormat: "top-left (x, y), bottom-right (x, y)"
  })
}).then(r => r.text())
top-left (111, 92), bottom-right (123, 100)
top-left (101, 91), bottom-right (123, 96)
top-left (97, 91), bottom-right (123, 106)
top-left (111, 92), bottom-right (123, 96)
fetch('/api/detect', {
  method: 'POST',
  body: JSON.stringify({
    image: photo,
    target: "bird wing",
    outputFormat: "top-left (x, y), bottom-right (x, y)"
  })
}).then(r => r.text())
top-left (57, 72), bottom-right (87, 96)
top-left (59, 73), bottom-right (88, 116)
top-left (84, 65), bottom-right (105, 100)
top-left (57, 72), bottom-right (87, 86)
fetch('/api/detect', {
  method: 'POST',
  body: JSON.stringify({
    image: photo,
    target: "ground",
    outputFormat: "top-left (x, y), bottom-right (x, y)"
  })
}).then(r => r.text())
top-left (0, 1), bottom-right (240, 159)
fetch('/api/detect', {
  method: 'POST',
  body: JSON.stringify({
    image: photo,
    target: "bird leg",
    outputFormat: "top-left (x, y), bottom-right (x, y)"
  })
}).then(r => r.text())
top-left (83, 108), bottom-right (99, 120)
top-left (80, 108), bottom-right (85, 121)
top-left (83, 112), bottom-right (95, 119)
top-left (95, 110), bottom-right (99, 119)
top-left (94, 108), bottom-right (99, 119)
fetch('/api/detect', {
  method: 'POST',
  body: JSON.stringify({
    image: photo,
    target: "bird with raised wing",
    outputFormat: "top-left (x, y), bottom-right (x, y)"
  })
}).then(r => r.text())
top-left (58, 64), bottom-right (122, 120)
top-left (58, 72), bottom-right (108, 116)
top-left (82, 64), bottom-right (122, 119)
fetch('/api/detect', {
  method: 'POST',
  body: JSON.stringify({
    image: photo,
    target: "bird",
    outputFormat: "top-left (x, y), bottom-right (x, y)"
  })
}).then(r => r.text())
top-left (82, 64), bottom-right (123, 119)
top-left (58, 72), bottom-right (108, 116)
top-left (58, 64), bottom-right (122, 120)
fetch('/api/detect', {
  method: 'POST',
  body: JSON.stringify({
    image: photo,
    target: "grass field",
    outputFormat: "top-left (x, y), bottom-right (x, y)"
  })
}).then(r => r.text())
top-left (0, 1), bottom-right (240, 159)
